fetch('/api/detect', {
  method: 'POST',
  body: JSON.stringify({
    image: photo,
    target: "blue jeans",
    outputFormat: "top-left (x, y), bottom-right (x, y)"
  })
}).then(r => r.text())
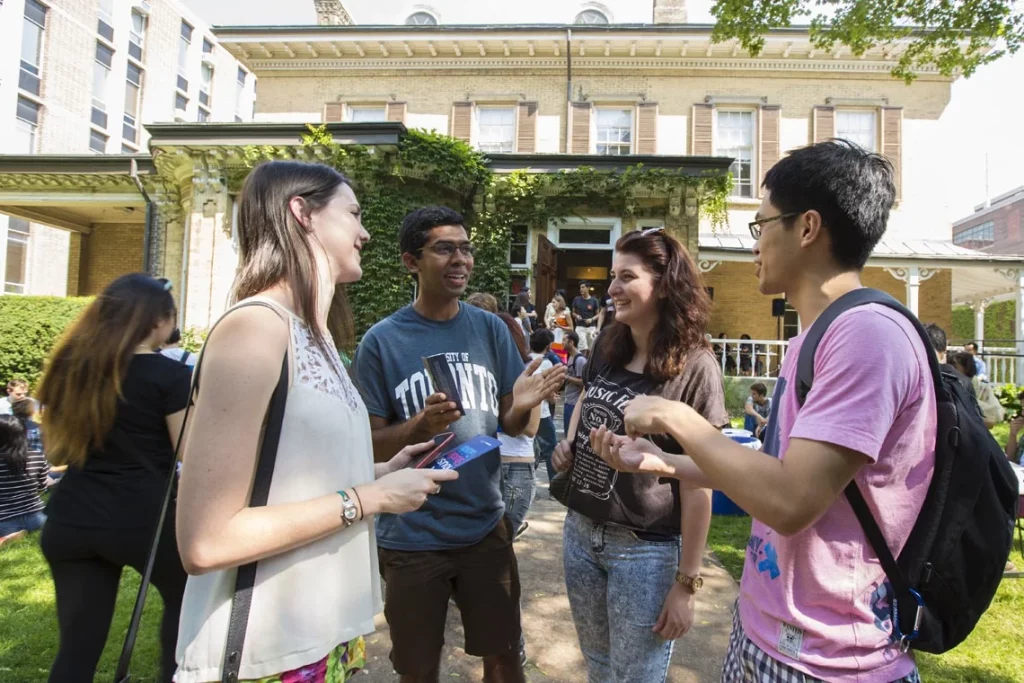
top-left (0, 510), bottom-right (46, 537)
top-left (564, 402), bottom-right (576, 440)
top-left (501, 461), bottom-right (536, 532)
top-left (534, 416), bottom-right (557, 482)
top-left (562, 510), bottom-right (680, 683)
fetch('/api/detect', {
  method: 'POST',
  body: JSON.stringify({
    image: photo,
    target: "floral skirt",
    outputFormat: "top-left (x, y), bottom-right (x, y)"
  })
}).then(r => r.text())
top-left (240, 637), bottom-right (365, 683)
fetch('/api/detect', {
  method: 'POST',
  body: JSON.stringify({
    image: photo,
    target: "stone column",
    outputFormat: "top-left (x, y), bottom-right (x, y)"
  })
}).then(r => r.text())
top-left (972, 300), bottom-right (987, 348)
top-left (182, 155), bottom-right (235, 330)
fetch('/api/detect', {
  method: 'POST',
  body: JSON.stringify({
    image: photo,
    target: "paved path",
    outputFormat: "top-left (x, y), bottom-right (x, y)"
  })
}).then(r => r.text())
top-left (361, 483), bottom-right (739, 682)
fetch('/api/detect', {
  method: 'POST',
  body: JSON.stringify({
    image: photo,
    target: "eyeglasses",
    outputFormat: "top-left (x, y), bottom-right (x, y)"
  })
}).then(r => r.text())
top-left (418, 241), bottom-right (476, 258)
top-left (748, 212), bottom-right (800, 240)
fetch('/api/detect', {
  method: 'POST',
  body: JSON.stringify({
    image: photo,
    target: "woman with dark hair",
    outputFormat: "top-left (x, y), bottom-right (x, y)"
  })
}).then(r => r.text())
top-left (36, 273), bottom-right (188, 682)
top-left (174, 161), bottom-right (454, 683)
top-left (514, 289), bottom-right (537, 332)
top-left (550, 228), bottom-right (728, 682)
top-left (0, 414), bottom-right (49, 543)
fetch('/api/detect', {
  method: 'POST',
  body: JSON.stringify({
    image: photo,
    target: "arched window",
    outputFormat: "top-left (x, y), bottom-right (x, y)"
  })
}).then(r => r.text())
top-left (574, 9), bottom-right (608, 25)
top-left (406, 11), bottom-right (438, 25)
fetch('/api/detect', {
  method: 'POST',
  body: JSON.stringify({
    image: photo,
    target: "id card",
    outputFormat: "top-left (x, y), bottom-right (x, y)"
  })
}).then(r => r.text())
top-left (429, 435), bottom-right (500, 471)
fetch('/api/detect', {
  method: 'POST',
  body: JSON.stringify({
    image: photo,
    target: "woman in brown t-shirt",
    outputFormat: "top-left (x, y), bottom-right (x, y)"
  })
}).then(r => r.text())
top-left (551, 227), bottom-right (728, 683)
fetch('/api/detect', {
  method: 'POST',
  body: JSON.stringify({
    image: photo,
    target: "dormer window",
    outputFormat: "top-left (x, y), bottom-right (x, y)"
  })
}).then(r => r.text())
top-left (406, 11), bottom-right (438, 25)
top-left (575, 9), bottom-right (609, 24)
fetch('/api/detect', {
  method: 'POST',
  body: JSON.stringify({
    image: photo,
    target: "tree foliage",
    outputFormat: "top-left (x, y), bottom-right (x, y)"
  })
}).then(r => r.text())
top-left (711, 0), bottom-right (1023, 82)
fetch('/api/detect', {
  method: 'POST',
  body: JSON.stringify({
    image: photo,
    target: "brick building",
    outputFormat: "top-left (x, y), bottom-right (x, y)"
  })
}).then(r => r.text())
top-left (952, 186), bottom-right (1024, 255)
top-left (0, 0), bottom-right (256, 296)
top-left (1, 0), bottom-right (1023, 377)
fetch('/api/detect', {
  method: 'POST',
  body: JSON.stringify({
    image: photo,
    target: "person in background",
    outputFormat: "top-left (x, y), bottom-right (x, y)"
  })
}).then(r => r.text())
top-left (36, 274), bottom-right (190, 683)
top-left (597, 290), bottom-right (615, 331)
top-left (964, 341), bottom-right (988, 381)
top-left (160, 327), bottom-right (196, 368)
top-left (949, 351), bottom-right (1002, 428)
top-left (545, 289), bottom-right (567, 330)
top-left (549, 294), bottom-right (574, 364)
top-left (925, 323), bottom-right (975, 398)
top-left (515, 288), bottom-right (538, 332)
top-left (551, 228), bottom-right (726, 683)
top-left (562, 331), bottom-right (587, 438)
top-left (0, 414), bottom-right (50, 544)
top-left (743, 383), bottom-right (771, 438)
top-left (1005, 407), bottom-right (1024, 465)
top-left (529, 329), bottom-right (559, 486)
top-left (466, 292), bottom-right (500, 314)
top-left (0, 379), bottom-right (28, 415)
top-left (572, 282), bottom-right (600, 353)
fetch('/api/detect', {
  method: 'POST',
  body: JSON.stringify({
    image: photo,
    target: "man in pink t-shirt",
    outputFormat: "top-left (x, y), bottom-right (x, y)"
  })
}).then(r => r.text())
top-left (587, 141), bottom-right (935, 682)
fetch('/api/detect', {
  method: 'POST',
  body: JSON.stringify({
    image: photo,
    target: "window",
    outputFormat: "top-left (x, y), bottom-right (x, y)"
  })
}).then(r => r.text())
top-left (476, 107), bottom-right (515, 153)
top-left (235, 67), bottom-right (247, 115)
top-left (197, 107), bottom-right (210, 122)
top-left (347, 106), bottom-right (386, 123)
top-left (836, 110), bottom-right (877, 152)
top-left (202, 38), bottom-right (214, 55)
top-left (199, 63), bottom-right (213, 107)
top-left (178, 21), bottom-right (192, 88)
top-left (15, 97), bottom-right (40, 153)
top-left (124, 63), bottom-right (142, 143)
top-left (92, 42), bottom-right (113, 128)
top-left (953, 221), bottom-right (996, 247)
top-left (97, 0), bottom-right (114, 41)
top-left (595, 109), bottom-right (632, 155)
top-left (5, 218), bottom-right (30, 294)
top-left (575, 9), bottom-right (609, 24)
top-left (20, 0), bottom-right (47, 96)
top-left (175, 93), bottom-right (188, 112)
top-left (783, 302), bottom-right (800, 341)
top-left (716, 110), bottom-right (756, 198)
top-left (406, 11), bottom-right (438, 25)
top-left (89, 129), bottom-right (108, 153)
top-left (129, 10), bottom-right (147, 61)
top-left (509, 225), bottom-right (529, 267)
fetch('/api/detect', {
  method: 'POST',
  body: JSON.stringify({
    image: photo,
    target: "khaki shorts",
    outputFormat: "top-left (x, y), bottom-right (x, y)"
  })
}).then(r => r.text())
top-left (577, 325), bottom-right (598, 351)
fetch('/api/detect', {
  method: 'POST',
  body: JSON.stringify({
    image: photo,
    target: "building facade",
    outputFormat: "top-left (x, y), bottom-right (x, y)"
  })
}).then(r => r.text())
top-left (0, 0), bottom-right (256, 296)
top-left (953, 186), bottom-right (1024, 255)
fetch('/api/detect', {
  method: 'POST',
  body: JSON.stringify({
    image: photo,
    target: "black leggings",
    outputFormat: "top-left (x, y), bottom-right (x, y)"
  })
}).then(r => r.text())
top-left (40, 513), bottom-right (187, 683)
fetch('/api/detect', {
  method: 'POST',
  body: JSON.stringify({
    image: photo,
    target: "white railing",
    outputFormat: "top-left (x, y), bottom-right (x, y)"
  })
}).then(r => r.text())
top-left (980, 349), bottom-right (1018, 386)
top-left (712, 339), bottom-right (789, 379)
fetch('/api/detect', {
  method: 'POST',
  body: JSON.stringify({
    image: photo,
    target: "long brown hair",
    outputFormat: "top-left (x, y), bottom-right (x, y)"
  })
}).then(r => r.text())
top-left (601, 229), bottom-right (711, 382)
top-left (36, 273), bottom-right (176, 467)
top-left (232, 160), bottom-right (355, 354)
top-left (497, 312), bottom-right (531, 362)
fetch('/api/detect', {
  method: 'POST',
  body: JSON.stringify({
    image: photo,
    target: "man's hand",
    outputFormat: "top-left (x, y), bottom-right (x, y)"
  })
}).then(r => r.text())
top-left (655, 583), bottom-right (696, 641)
top-left (416, 393), bottom-right (462, 437)
top-left (514, 357), bottom-right (567, 410)
top-left (551, 439), bottom-right (574, 472)
top-left (589, 426), bottom-right (671, 476)
top-left (622, 395), bottom-right (682, 439)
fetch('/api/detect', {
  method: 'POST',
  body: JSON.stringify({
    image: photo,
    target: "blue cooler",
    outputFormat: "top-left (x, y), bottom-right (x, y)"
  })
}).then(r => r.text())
top-left (711, 431), bottom-right (761, 516)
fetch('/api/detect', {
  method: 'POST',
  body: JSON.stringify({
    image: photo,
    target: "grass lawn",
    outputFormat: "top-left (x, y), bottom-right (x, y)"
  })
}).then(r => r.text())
top-left (0, 535), bottom-right (164, 681)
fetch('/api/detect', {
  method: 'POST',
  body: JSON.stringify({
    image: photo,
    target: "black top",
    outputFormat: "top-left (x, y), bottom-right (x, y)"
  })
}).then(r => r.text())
top-left (572, 296), bottom-right (599, 326)
top-left (46, 354), bottom-right (192, 528)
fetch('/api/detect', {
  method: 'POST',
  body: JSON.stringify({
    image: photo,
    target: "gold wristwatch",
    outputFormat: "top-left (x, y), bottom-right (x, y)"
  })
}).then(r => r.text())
top-left (675, 572), bottom-right (704, 594)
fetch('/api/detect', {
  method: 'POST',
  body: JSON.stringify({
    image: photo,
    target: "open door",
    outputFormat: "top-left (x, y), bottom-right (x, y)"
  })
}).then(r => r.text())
top-left (534, 234), bottom-right (559, 312)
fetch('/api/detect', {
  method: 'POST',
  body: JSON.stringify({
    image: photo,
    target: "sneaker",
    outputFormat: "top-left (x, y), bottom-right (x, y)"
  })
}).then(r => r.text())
top-left (514, 521), bottom-right (529, 540)
top-left (519, 647), bottom-right (529, 669)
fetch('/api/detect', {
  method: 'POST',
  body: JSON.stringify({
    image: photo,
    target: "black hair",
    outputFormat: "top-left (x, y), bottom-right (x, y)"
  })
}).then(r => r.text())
top-left (399, 206), bottom-right (466, 256)
top-left (751, 382), bottom-right (768, 397)
top-left (762, 140), bottom-right (896, 270)
top-left (166, 327), bottom-right (182, 345)
top-left (924, 323), bottom-right (947, 354)
top-left (950, 351), bottom-right (977, 378)
top-left (965, 341), bottom-right (978, 352)
top-left (556, 289), bottom-right (566, 299)
top-left (579, 281), bottom-right (589, 288)
top-left (530, 328), bottom-right (554, 353)
top-left (0, 414), bottom-right (28, 477)
top-left (566, 330), bottom-right (579, 347)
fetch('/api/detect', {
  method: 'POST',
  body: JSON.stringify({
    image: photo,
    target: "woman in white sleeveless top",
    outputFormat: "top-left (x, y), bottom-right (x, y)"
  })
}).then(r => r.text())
top-left (175, 161), bottom-right (457, 683)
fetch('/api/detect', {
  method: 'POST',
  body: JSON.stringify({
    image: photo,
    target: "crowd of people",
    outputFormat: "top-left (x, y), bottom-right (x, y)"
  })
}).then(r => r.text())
top-left (0, 139), bottom-right (1017, 683)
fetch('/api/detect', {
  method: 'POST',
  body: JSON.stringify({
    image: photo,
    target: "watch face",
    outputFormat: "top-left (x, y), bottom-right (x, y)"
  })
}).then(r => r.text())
top-left (693, 576), bottom-right (704, 590)
top-left (344, 506), bottom-right (358, 521)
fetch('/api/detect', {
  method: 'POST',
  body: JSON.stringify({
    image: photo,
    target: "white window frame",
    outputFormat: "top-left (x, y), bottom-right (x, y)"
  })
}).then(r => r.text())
top-left (178, 21), bottom-right (192, 77)
top-left (346, 105), bottom-right (387, 123)
top-left (20, 0), bottom-right (47, 95)
top-left (235, 67), bottom-right (247, 116)
top-left (509, 224), bottom-right (531, 268)
top-left (129, 10), bottom-right (147, 59)
top-left (405, 10), bottom-right (438, 25)
top-left (715, 108), bottom-right (758, 199)
top-left (4, 217), bottom-right (31, 295)
top-left (593, 107), bottom-right (633, 156)
top-left (124, 62), bottom-right (143, 144)
top-left (15, 96), bottom-right (41, 153)
top-left (199, 63), bottom-right (214, 108)
top-left (474, 106), bottom-right (516, 153)
top-left (574, 7), bottom-right (610, 24)
top-left (835, 109), bottom-right (878, 153)
top-left (546, 216), bottom-right (621, 250)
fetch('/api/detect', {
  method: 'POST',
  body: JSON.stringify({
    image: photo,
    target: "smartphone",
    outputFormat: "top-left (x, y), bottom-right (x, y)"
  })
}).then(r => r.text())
top-left (411, 432), bottom-right (455, 469)
top-left (428, 435), bottom-right (501, 471)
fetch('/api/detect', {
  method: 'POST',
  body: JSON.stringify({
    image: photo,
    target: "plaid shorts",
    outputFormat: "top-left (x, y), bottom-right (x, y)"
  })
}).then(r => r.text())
top-left (722, 603), bottom-right (921, 683)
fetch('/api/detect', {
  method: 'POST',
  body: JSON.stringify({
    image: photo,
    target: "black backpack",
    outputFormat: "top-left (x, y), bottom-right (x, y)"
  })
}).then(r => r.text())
top-left (796, 288), bottom-right (1018, 654)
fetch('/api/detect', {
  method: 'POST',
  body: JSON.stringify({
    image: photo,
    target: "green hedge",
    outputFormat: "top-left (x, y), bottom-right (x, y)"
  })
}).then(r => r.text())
top-left (0, 296), bottom-right (91, 389)
top-left (952, 301), bottom-right (1015, 344)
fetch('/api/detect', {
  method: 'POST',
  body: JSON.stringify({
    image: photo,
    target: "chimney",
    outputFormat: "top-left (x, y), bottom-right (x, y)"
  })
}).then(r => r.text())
top-left (314, 0), bottom-right (354, 25)
top-left (652, 0), bottom-right (687, 24)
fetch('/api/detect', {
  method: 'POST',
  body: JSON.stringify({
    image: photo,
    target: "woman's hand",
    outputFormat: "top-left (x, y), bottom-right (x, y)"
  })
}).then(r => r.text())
top-left (359, 467), bottom-right (458, 516)
top-left (655, 583), bottom-right (696, 641)
top-left (551, 439), bottom-right (574, 472)
top-left (589, 426), bottom-right (671, 476)
top-left (383, 440), bottom-right (436, 473)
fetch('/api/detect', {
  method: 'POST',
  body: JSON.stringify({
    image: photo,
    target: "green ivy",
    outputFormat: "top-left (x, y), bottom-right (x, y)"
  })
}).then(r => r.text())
top-left (952, 301), bottom-right (1015, 344)
top-left (0, 296), bottom-right (92, 389)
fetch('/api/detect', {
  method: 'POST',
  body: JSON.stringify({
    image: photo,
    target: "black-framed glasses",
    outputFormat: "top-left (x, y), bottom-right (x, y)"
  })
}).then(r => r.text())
top-left (417, 241), bottom-right (476, 258)
top-left (748, 212), bottom-right (800, 240)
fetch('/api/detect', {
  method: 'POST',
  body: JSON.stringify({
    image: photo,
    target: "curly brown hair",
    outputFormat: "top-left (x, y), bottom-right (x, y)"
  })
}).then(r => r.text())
top-left (600, 229), bottom-right (711, 382)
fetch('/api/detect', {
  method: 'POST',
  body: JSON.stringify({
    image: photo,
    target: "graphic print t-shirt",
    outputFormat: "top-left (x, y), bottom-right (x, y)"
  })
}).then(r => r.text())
top-left (740, 305), bottom-right (936, 683)
top-left (565, 347), bottom-right (728, 535)
top-left (353, 303), bottom-right (523, 550)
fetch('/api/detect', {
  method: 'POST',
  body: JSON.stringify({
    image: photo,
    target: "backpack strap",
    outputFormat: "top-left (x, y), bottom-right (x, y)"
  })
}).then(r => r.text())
top-left (795, 287), bottom-right (938, 649)
top-left (179, 350), bottom-right (191, 366)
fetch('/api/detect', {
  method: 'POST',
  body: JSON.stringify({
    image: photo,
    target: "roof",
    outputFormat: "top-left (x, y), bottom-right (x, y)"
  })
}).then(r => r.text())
top-left (485, 153), bottom-right (732, 175)
top-left (0, 155), bottom-right (155, 175)
top-left (144, 121), bottom-right (406, 148)
top-left (955, 185), bottom-right (1024, 227)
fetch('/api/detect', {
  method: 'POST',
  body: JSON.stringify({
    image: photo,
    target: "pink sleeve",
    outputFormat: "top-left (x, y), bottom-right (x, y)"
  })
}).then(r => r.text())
top-left (788, 309), bottom-right (922, 462)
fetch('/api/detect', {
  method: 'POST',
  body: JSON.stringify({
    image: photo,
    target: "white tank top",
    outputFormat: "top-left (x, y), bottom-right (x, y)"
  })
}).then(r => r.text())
top-left (175, 299), bottom-right (382, 682)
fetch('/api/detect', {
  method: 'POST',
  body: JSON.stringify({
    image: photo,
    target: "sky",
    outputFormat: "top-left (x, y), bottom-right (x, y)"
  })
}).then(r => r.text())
top-left (187, 0), bottom-right (1024, 224)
